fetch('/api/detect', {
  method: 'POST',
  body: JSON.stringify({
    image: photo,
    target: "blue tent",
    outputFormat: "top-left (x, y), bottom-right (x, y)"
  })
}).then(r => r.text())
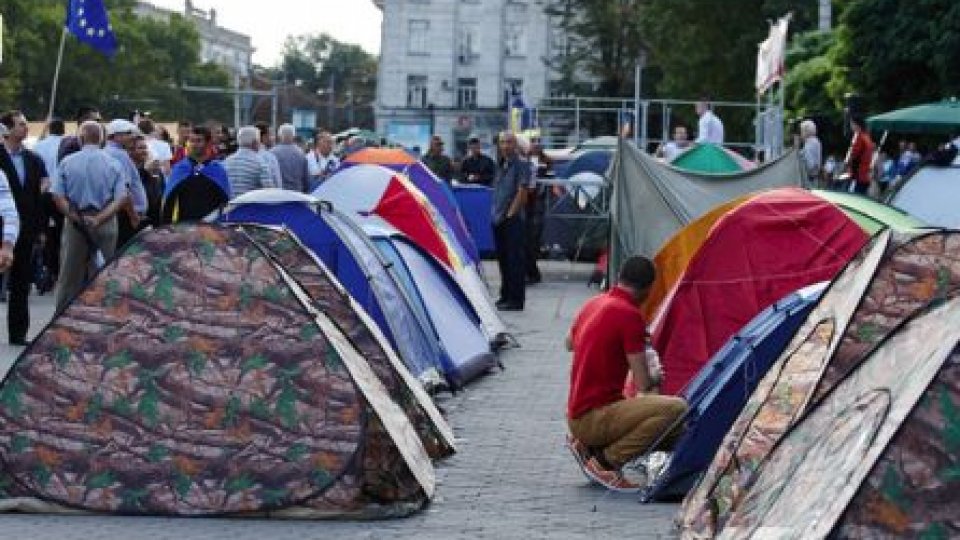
top-left (361, 217), bottom-right (497, 388)
top-left (556, 150), bottom-right (613, 179)
top-left (640, 281), bottom-right (828, 502)
top-left (220, 189), bottom-right (448, 390)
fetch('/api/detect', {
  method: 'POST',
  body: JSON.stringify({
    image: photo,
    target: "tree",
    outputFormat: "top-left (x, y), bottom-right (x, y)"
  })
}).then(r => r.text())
top-left (279, 33), bottom-right (378, 130)
top-left (0, 0), bottom-right (230, 122)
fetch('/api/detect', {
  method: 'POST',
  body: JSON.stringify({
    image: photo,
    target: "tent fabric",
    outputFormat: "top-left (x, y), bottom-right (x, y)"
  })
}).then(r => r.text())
top-left (889, 164), bottom-right (960, 228)
top-left (649, 188), bottom-right (868, 395)
top-left (608, 138), bottom-right (802, 275)
top-left (866, 98), bottom-right (960, 134)
top-left (338, 162), bottom-right (481, 266)
top-left (315, 167), bottom-right (508, 343)
top-left (162, 160), bottom-right (232, 224)
top-left (556, 150), bottom-right (613, 179)
top-left (640, 196), bottom-right (751, 320)
top-left (812, 189), bottom-right (926, 233)
top-left (0, 224), bottom-right (434, 518)
top-left (452, 185), bottom-right (495, 255)
top-left (680, 229), bottom-right (960, 538)
top-left (641, 282), bottom-right (827, 503)
top-left (238, 225), bottom-right (455, 459)
top-left (362, 218), bottom-right (497, 388)
top-left (221, 190), bottom-right (447, 390)
top-left (342, 147), bottom-right (417, 166)
top-left (717, 300), bottom-right (960, 538)
top-left (669, 143), bottom-right (754, 174)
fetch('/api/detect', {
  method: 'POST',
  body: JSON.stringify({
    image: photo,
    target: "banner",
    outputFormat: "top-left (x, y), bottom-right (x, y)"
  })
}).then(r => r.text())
top-left (756, 14), bottom-right (790, 95)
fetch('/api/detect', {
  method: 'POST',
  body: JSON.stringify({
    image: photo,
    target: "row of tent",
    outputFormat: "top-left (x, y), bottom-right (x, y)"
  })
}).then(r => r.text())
top-left (607, 139), bottom-right (959, 537)
top-left (0, 149), bottom-right (513, 518)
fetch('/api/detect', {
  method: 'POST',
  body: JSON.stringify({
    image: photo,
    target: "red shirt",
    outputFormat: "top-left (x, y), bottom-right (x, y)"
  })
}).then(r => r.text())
top-left (567, 286), bottom-right (648, 419)
top-left (849, 131), bottom-right (875, 184)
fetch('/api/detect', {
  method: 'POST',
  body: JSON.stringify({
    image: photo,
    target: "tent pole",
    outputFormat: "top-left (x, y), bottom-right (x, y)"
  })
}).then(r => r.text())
top-left (47, 27), bottom-right (68, 121)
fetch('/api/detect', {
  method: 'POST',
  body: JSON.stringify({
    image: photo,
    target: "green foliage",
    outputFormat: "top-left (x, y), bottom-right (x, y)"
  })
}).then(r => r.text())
top-left (173, 471), bottom-right (192, 498)
top-left (241, 354), bottom-right (268, 375)
top-left (104, 350), bottom-right (133, 370)
top-left (137, 387), bottom-right (159, 427)
top-left (187, 351), bottom-right (207, 377)
top-left (285, 443), bottom-right (309, 462)
top-left (224, 473), bottom-right (255, 493)
top-left (223, 395), bottom-right (242, 428)
top-left (163, 325), bottom-right (185, 343)
top-left (300, 323), bottom-right (319, 341)
top-left (275, 383), bottom-right (299, 429)
top-left (0, 378), bottom-right (25, 417)
top-left (147, 443), bottom-right (169, 463)
top-left (879, 464), bottom-right (909, 510)
top-left (53, 346), bottom-right (72, 368)
top-left (0, 0), bottom-right (231, 121)
top-left (10, 434), bottom-right (30, 454)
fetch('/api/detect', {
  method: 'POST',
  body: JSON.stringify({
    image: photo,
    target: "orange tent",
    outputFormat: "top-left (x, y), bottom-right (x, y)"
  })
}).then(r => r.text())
top-left (343, 147), bottom-right (417, 166)
top-left (641, 195), bottom-right (751, 320)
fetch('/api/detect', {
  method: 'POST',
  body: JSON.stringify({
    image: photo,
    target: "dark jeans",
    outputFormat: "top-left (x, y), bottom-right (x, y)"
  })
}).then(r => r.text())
top-left (850, 180), bottom-right (870, 195)
top-left (8, 232), bottom-right (36, 342)
top-left (494, 215), bottom-right (526, 307)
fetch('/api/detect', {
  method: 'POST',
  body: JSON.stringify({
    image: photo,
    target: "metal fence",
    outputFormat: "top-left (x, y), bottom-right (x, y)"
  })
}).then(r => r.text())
top-left (535, 96), bottom-right (783, 158)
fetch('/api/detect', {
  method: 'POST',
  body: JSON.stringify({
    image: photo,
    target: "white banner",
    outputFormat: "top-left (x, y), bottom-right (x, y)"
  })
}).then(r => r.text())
top-left (756, 15), bottom-right (791, 95)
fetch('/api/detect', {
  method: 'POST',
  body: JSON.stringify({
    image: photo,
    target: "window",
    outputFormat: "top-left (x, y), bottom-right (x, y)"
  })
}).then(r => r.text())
top-left (504, 23), bottom-right (526, 57)
top-left (504, 78), bottom-right (523, 105)
top-left (409, 20), bottom-right (430, 55)
top-left (407, 75), bottom-right (428, 109)
top-left (457, 24), bottom-right (479, 64)
top-left (457, 78), bottom-right (478, 109)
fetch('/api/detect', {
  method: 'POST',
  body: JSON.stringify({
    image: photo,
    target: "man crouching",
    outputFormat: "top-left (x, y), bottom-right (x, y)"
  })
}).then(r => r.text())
top-left (566, 255), bottom-right (687, 492)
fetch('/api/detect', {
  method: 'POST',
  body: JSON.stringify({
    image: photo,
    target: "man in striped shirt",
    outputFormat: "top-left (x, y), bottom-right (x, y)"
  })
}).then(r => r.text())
top-left (223, 126), bottom-right (275, 197)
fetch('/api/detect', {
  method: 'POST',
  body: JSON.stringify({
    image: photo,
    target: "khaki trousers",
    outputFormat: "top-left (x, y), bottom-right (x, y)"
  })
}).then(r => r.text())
top-left (55, 216), bottom-right (118, 310)
top-left (569, 395), bottom-right (687, 469)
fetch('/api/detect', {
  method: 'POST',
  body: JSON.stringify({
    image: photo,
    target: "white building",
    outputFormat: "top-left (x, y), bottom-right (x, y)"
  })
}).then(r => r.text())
top-left (373, 0), bottom-right (564, 156)
top-left (134, 1), bottom-right (254, 77)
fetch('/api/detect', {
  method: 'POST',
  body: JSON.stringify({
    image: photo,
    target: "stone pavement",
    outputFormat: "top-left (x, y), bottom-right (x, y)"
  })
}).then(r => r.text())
top-left (0, 261), bottom-right (680, 539)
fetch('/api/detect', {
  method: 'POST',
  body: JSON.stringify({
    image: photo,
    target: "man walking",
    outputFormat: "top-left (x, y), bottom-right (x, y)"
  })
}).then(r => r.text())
top-left (0, 111), bottom-right (45, 345)
top-left (224, 126), bottom-right (275, 197)
top-left (51, 121), bottom-right (128, 310)
top-left (271, 124), bottom-right (311, 193)
top-left (492, 132), bottom-right (529, 311)
top-left (566, 256), bottom-right (687, 492)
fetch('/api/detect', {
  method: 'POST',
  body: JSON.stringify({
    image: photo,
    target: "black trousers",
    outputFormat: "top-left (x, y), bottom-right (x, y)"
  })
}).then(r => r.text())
top-left (8, 231), bottom-right (36, 342)
top-left (494, 215), bottom-right (526, 307)
top-left (524, 207), bottom-right (544, 281)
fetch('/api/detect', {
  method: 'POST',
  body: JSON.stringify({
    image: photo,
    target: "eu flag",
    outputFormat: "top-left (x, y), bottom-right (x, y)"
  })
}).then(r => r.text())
top-left (66, 0), bottom-right (118, 57)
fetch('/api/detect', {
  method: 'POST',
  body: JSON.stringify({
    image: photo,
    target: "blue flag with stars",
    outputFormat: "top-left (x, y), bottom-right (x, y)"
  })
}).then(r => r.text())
top-left (66, 0), bottom-right (118, 57)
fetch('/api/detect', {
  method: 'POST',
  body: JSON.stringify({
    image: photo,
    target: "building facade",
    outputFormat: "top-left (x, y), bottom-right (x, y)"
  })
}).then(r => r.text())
top-left (373, 0), bottom-right (562, 156)
top-left (133, 1), bottom-right (255, 77)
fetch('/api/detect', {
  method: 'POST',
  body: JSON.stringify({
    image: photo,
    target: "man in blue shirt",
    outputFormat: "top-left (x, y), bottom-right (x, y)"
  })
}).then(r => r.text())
top-left (51, 121), bottom-right (128, 310)
top-left (492, 132), bottom-right (530, 311)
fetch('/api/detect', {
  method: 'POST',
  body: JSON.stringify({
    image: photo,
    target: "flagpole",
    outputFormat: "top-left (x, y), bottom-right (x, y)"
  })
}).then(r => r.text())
top-left (47, 26), bottom-right (68, 120)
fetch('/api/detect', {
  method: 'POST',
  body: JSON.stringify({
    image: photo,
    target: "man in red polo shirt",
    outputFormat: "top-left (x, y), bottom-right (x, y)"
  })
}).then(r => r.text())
top-left (566, 256), bottom-right (687, 492)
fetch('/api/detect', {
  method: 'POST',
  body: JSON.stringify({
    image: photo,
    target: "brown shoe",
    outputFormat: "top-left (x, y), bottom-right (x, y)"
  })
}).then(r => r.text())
top-left (582, 457), bottom-right (642, 493)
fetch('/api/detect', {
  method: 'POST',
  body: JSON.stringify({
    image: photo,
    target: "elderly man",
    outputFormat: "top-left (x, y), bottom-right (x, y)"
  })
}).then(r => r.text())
top-left (0, 110), bottom-right (47, 345)
top-left (307, 131), bottom-right (339, 188)
top-left (492, 132), bottom-right (530, 311)
top-left (104, 119), bottom-right (149, 228)
top-left (271, 123), bottom-right (311, 193)
top-left (224, 126), bottom-right (275, 197)
top-left (52, 121), bottom-right (129, 309)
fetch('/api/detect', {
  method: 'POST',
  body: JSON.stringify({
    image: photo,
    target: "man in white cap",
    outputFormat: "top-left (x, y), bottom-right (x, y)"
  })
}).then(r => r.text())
top-left (104, 119), bottom-right (148, 247)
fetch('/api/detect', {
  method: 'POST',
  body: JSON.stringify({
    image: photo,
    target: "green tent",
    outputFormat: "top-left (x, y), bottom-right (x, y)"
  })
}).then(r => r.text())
top-left (866, 98), bottom-right (960, 134)
top-left (812, 189), bottom-right (926, 234)
top-left (670, 143), bottom-right (751, 174)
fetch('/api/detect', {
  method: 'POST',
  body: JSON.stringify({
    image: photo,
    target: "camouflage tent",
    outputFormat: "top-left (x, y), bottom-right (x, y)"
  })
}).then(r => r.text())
top-left (0, 223), bottom-right (446, 518)
top-left (679, 229), bottom-right (960, 538)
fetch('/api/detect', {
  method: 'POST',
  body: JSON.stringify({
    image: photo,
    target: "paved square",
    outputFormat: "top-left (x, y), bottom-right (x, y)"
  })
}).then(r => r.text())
top-left (0, 262), bottom-right (679, 539)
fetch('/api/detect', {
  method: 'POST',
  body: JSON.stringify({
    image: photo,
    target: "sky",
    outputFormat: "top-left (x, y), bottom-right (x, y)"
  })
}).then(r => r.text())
top-left (145, 0), bottom-right (383, 66)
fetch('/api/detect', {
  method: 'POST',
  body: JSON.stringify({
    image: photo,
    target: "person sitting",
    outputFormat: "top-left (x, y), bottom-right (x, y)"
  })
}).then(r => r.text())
top-left (565, 255), bottom-right (688, 492)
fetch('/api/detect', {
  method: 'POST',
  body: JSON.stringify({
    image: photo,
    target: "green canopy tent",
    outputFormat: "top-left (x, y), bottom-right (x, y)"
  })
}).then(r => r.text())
top-left (812, 190), bottom-right (926, 234)
top-left (670, 143), bottom-right (754, 174)
top-left (866, 98), bottom-right (960, 134)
